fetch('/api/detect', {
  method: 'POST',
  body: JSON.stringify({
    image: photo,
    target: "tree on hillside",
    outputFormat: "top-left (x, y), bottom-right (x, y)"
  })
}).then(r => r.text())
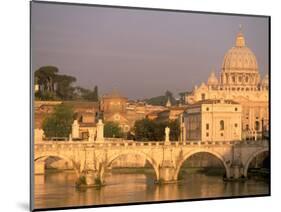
top-left (55, 74), bottom-right (76, 100)
top-left (42, 104), bottom-right (74, 138)
top-left (35, 66), bottom-right (59, 100)
top-left (74, 85), bottom-right (99, 101)
top-left (93, 85), bottom-right (98, 101)
top-left (35, 66), bottom-right (77, 100)
top-left (35, 66), bottom-right (58, 93)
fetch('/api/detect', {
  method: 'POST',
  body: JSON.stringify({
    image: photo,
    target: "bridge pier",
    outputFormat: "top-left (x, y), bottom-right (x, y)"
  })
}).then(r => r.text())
top-left (85, 169), bottom-right (104, 186)
top-left (227, 162), bottom-right (245, 180)
top-left (158, 160), bottom-right (177, 184)
top-left (76, 169), bottom-right (105, 188)
top-left (34, 161), bottom-right (45, 175)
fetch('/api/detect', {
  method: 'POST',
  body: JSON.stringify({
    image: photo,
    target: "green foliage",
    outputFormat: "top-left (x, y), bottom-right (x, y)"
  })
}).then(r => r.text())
top-left (134, 119), bottom-right (158, 141)
top-left (35, 90), bottom-right (56, 101)
top-left (93, 86), bottom-right (98, 101)
top-left (168, 120), bottom-right (180, 141)
top-left (42, 104), bottom-right (74, 138)
top-left (145, 90), bottom-right (177, 106)
top-left (75, 85), bottom-right (99, 101)
top-left (35, 66), bottom-right (58, 93)
top-left (35, 66), bottom-right (77, 100)
top-left (55, 74), bottom-right (76, 100)
top-left (35, 65), bottom-right (100, 101)
top-left (134, 118), bottom-right (180, 141)
top-left (104, 122), bottom-right (123, 138)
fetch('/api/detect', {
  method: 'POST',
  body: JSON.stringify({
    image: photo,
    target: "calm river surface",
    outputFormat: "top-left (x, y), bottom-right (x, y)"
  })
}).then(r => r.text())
top-left (34, 169), bottom-right (269, 209)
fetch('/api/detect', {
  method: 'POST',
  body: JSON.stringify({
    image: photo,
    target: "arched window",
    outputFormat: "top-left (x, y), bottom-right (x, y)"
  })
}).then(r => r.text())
top-left (220, 120), bottom-right (224, 130)
top-left (232, 76), bottom-right (236, 83)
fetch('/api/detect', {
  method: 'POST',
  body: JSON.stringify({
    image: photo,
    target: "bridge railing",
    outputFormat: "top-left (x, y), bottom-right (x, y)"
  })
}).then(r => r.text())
top-left (34, 139), bottom-right (269, 149)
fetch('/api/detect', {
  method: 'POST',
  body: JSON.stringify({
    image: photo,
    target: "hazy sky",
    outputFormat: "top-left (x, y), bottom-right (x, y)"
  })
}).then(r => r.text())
top-left (31, 2), bottom-right (269, 100)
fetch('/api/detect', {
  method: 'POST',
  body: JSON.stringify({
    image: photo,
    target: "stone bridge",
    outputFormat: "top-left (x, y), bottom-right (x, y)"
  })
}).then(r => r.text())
top-left (34, 139), bottom-right (269, 186)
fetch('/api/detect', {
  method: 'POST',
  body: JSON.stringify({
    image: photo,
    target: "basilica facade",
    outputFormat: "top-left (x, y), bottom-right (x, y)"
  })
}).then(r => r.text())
top-left (185, 30), bottom-right (269, 140)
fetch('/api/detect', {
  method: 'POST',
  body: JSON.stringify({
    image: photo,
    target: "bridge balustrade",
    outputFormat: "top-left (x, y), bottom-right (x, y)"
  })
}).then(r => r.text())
top-left (34, 139), bottom-right (269, 149)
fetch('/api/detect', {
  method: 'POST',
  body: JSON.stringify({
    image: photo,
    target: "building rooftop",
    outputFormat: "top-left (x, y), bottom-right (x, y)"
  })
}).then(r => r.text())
top-left (190, 99), bottom-right (239, 106)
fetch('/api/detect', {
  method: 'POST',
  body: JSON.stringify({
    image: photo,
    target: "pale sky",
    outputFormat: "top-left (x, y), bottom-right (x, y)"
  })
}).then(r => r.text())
top-left (31, 2), bottom-right (269, 100)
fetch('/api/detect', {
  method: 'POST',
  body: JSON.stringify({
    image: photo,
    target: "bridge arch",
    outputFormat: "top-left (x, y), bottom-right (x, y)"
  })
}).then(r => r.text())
top-left (34, 154), bottom-right (80, 176)
top-left (243, 148), bottom-right (269, 177)
top-left (105, 151), bottom-right (160, 181)
top-left (174, 149), bottom-right (230, 179)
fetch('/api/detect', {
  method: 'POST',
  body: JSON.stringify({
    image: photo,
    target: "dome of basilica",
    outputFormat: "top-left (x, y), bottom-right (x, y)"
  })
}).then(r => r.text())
top-left (207, 71), bottom-right (219, 85)
top-left (222, 32), bottom-right (258, 73)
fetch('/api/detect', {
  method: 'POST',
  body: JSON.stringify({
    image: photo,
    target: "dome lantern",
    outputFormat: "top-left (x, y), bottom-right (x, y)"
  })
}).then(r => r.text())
top-left (236, 32), bottom-right (246, 47)
top-left (236, 24), bottom-right (246, 47)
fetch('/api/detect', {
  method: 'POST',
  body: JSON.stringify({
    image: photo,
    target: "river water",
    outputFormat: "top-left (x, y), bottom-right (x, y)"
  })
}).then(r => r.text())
top-left (34, 169), bottom-right (269, 209)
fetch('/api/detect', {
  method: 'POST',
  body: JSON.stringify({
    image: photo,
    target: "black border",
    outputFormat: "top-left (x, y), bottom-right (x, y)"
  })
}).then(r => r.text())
top-left (30, 1), bottom-right (271, 211)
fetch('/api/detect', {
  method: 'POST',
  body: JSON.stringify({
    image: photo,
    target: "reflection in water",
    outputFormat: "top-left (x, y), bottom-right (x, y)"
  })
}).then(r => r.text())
top-left (34, 169), bottom-right (269, 209)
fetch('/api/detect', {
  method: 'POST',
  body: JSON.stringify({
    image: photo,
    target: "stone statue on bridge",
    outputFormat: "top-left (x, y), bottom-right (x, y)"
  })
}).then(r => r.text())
top-left (96, 119), bottom-right (104, 142)
top-left (72, 120), bottom-right (80, 139)
top-left (165, 126), bottom-right (170, 145)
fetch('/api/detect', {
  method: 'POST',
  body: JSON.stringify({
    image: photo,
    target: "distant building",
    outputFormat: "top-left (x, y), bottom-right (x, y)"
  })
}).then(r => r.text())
top-left (101, 91), bottom-right (167, 133)
top-left (165, 97), bottom-right (172, 107)
top-left (101, 91), bottom-right (131, 132)
top-left (62, 101), bottom-right (99, 140)
top-left (184, 99), bottom-right (242, 141)
top-left (34, 100), bottom-right (99, 140)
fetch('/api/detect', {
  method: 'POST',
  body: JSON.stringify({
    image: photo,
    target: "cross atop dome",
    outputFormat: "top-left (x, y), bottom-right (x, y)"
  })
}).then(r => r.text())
top-left (236, 24), bottom-right (246, 47)
top-left (239, 24), bottom-right (243, 31)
